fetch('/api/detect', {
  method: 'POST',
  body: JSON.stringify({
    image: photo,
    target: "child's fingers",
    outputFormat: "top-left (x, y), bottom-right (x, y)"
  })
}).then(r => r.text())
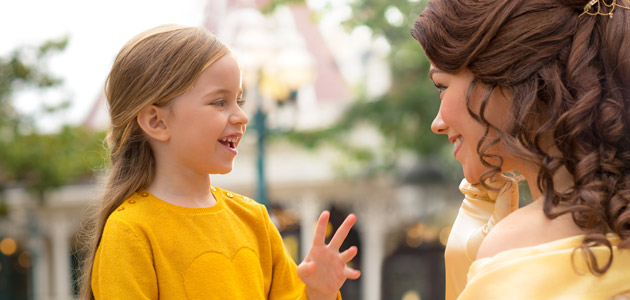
top-left (344, 266), bottom-right (361, 280)
top-left (312, 211), bottom-right (330, 246)
top-left (339, 246), bottom-right (358, 263)
top-left (328, 214), bottom-right (356, 250)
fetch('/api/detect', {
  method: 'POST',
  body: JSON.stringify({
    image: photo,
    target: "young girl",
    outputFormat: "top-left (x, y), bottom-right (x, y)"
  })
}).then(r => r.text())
top-left (79, 24), bottom-right (360, 300)
top-left (411, 0), bottom-right (630, 298)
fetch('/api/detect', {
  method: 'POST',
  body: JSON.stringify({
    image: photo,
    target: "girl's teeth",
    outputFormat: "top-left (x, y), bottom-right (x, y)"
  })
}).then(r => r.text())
top-left (220, 138), bottom-right (238, 143)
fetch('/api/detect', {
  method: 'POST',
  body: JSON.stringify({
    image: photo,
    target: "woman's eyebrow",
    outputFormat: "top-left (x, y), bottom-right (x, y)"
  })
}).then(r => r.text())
top-left (428, 68), bottom-right (442, 80)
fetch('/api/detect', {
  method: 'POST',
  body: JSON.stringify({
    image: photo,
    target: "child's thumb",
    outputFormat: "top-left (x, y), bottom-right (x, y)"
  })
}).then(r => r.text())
top-left (297, 261), bottom-right (317, 279)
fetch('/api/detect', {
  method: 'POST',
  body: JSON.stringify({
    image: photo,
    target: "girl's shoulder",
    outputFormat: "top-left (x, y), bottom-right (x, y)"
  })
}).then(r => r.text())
top-left (103, 191), bottom-right (157, 230)
top-left (476, 200), bottom-right (585, 259)
top-left (211, 186), bottom-right (267, 215)
top-left (212, 186), bottom-right (259, 207)
top-left (211, 187), bottom-right (278, 232)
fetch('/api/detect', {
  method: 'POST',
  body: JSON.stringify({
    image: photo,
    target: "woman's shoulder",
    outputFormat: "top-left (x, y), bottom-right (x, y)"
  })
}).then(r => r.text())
top-left (476, 200), bottom-right (585, 259)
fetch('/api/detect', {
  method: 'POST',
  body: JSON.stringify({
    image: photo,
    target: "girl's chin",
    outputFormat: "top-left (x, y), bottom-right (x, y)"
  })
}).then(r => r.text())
top-left (211, 164), bottom-right (234, 175)
top-left (212, 169), bottom-right (233, 175)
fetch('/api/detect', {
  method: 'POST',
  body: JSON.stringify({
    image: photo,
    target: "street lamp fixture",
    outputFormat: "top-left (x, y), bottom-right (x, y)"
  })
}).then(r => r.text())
top-left (230, 9), bottom-right (315, 208)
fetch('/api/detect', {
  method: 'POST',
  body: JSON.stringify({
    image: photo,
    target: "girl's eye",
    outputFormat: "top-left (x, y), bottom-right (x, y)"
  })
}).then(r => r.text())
top-left (211, 99), bottom-right (226, 107)
top-left (237, 98), bottom-right (246, 107)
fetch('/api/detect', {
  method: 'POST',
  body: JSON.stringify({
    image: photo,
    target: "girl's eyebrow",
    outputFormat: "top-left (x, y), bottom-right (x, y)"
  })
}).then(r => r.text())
top-left (203, 88), bottom-right (243, 97)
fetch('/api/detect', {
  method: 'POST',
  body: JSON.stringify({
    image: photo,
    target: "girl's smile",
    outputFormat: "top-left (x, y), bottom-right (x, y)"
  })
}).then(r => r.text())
top-left (218, 133), bottom-right (242, 155)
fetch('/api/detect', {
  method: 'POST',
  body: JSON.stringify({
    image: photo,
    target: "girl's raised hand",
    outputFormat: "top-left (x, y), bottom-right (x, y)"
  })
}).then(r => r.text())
top-left (297, 211), bottom-right (361, 300)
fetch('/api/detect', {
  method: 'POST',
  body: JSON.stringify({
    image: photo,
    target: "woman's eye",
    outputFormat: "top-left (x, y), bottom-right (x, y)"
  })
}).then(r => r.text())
top-left (434, 84), bottom-right (446, 94)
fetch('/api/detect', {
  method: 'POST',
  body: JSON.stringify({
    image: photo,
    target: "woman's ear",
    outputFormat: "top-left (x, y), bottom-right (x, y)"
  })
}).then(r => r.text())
top-left (137, 105), bottom-right (170, 142)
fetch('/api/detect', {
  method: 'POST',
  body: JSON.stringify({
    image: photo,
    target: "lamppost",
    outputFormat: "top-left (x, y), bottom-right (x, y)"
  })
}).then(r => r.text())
top-left (230, 10), bottom-right (315, 208)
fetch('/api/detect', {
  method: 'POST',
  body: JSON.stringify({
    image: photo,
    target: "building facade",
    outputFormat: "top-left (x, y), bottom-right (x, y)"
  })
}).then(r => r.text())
top-left (0, 1), bottom-right (464, 299)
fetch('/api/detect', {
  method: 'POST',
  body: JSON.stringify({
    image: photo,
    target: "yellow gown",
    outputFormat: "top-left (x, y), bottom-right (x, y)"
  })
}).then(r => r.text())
top-left (458, 234), bottom-right (630, 299)
top-left (445, 177), bottom-right (519, 300)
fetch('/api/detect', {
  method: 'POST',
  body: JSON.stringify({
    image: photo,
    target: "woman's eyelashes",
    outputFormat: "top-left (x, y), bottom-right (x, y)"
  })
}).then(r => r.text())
top-left (237, 98), bottom-right (246, 107)
top-left (434, 83), bottom-right (447, 94)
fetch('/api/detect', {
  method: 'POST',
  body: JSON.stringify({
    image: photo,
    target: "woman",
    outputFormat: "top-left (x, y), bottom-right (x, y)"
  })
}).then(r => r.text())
top-left (411, 0), bottom-right (630, 298)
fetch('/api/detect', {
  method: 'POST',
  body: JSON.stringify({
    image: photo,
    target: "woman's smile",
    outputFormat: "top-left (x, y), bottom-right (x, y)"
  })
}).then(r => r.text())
top-left (450, 135), bottom-right (464, 157)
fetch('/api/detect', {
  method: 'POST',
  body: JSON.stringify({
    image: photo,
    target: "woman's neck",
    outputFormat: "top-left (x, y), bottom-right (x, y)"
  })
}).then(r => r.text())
top-left (519, 165), bottom-right (574, 203)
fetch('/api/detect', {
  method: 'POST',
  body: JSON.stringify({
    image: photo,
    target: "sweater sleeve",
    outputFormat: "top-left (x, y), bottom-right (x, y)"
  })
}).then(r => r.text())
top-left (92, 216), bottom-right (158, 300)
top-left (262, 206), bottom-right (342, 300)
top-left (261, 205), bottom-right (309, 300)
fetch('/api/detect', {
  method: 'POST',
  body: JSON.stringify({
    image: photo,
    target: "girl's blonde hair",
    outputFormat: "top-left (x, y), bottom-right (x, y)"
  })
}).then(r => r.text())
top-left (78, 24), bottom-right (230, 299)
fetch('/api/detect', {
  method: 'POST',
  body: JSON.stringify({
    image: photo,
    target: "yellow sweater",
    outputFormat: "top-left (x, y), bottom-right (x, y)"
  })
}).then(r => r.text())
top-left (92, 187), bottom-right (309, 299)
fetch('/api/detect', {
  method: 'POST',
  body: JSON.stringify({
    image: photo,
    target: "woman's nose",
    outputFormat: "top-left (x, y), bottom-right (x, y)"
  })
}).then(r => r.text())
top-left (431, 110), bottom-right (447, 134)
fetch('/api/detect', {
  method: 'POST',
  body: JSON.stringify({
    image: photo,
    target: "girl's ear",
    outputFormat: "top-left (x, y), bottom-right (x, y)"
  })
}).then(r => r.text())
top-left (137, 105), bottom-right (170, 142)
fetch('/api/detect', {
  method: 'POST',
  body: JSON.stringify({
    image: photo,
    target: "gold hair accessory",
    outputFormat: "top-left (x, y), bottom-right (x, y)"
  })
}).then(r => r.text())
top-left (579, 0), bottom-right (630, 18)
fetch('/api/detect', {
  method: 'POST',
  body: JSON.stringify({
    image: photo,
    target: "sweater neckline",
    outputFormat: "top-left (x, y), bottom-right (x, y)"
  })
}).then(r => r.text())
top-left (138, 188), bottom-right (225, 215)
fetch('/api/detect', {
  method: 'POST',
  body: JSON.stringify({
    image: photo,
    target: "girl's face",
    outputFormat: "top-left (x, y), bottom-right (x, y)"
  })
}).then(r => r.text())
top-left (429, 65), bottom-right (511, 184)
top-left (165, 53), bottom-right (248, 175)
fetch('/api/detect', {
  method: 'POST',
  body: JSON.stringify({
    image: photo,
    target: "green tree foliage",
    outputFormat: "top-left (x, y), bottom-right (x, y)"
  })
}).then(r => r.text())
top-left (0, 39), bottom-right (67, 123)
top-left (267, 0), bottom-right (450, 175)
top-left (0, 38), bottom-right (106, 204)
top-left (342, 0), bottom-right (446, 154)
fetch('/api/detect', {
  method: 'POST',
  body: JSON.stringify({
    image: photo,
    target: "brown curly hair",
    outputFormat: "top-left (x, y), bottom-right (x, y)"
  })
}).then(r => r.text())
top-left (411, 0), bottom-right (630, 274)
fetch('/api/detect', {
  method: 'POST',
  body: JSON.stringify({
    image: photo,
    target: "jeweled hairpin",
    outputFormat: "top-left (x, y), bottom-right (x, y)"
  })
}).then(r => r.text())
top-left (579, 0), bottom-right (630, 18)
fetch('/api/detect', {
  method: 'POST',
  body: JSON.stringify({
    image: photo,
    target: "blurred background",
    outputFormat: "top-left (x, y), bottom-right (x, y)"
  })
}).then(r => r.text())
top-left (0, 0), bottom-right (469, 299)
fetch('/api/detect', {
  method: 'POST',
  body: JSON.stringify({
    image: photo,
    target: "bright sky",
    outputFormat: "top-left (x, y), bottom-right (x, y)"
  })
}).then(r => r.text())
top-left (0, 0), bottom-right (206, 131)
top-left (0, 0), bottom-right (377, 132)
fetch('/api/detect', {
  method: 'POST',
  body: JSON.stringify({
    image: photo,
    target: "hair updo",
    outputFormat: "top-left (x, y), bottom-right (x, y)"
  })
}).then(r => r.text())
top-left (411, 0), bottom-right (630, 274)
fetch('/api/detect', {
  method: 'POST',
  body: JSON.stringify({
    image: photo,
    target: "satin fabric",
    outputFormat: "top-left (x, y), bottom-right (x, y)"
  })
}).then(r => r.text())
top-left (459, 235), bottom-right (630, 300)
top-left (445, 177), bottom-right (519, 300)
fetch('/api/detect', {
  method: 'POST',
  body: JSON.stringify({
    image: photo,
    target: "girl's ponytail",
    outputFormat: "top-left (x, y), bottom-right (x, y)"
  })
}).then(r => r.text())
top-left (78, 25), bottom-right (230, 299)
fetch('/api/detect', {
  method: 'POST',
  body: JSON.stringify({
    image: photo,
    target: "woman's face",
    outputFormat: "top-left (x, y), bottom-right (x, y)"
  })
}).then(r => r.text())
top-left (429, 65), bottom-right (511, 184)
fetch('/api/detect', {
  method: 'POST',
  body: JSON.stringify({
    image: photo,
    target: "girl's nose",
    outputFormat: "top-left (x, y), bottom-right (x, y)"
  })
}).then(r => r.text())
top-left (231, 106), bottom-right (249, 125)
top-left (431, 110), bottom-right (447, 134)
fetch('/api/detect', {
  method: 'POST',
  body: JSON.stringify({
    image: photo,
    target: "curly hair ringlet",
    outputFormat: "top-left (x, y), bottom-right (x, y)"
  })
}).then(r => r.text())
top-left (411, 0), bottom-right (630, 275)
